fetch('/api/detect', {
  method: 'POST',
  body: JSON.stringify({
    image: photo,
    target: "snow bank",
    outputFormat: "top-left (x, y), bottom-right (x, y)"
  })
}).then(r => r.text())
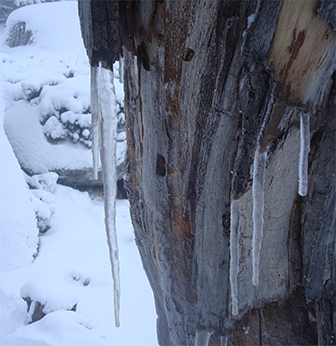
top-left (8, 310), bottom-right (108, 346)
top-left (0, 62), bottom-right (38, 271)
top-left (21, 279), bottom-right (78, 315)
top-left (4, 100), bottom-right (93, 173)
top-left (3, 1), bottom-right (87, 58)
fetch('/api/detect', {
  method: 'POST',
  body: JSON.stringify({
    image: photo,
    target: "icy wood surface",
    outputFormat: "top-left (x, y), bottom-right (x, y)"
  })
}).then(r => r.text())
top-left (252, 149), bottom-right (267, 286)
top-left (229, 199), bottom-right (241, 316)
top-left (81, 0), bottom-right (336, 345)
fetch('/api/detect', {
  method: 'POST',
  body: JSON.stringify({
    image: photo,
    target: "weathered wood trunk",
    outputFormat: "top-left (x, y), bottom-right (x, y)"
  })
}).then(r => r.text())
top-left (79, 1), bottom-right (336, 345)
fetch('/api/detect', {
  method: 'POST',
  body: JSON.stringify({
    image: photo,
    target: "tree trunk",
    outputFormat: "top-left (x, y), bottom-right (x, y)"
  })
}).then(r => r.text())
top-left (79, 1), bottom-right (336, 345)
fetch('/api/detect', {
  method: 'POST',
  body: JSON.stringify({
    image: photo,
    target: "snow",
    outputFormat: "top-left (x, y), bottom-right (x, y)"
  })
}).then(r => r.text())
top-left (0, 185), bottom-right (158, 346)
top-left (0, 2), bottom-right (157, 345)
top-left (3, 2), bottom-right (87, 57)
top-left (229, 198), bottom-right (241, 316)
top-left (20, 279), bottom-right (78, 315)
top-left (1, 0), bottom-right (125, 175)
top-left (252, 148), bottom-right (267, 286)
top-left (98, 66), bottom-right (120, 327)
top-left (4, 100), bottom-right (92, 173)
top-left (0, 58), bottom-right (39, 271)
top-left (298, 111), bottom-right (310, 197)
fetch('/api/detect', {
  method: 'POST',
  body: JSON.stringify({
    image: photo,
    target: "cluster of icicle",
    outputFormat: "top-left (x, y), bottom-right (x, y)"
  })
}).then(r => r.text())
top-left (90, 64), bottom-right (120, 327)
top-left (229, 107), bottom-right (310, 316)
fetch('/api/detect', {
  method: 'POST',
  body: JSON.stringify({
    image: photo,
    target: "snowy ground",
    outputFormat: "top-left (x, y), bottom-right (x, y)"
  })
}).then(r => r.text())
top-left (0, 2), bottom-right (158, 345)
top-left (0, 187), bottom-right (158, 346)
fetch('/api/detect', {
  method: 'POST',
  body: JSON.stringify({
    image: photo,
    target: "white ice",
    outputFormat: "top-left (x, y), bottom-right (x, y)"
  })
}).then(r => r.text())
top-left (298, 111), bottom-right (310, 197)
top-left (230, 198), bottom-right (241, 316)
top-left (91, 65), bottom-right (100, 179)
top-left (97, 66), bottom-right (121, 327)
top-left (252, 148), bottom-right (267, 286)
top-left (194, 331), bottom-right (213, 346)
top-left (221, 335), bottom-right (228, 346)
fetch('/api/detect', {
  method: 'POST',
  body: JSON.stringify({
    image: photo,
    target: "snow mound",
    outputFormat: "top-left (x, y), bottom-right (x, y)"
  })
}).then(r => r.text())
top-left (9, 310), bottom-right (109, 346)
top-left (4, 100), bottom-right (93, 173)
top-left (21, 279), bottom-right (78, 315)
top-left (0, 62), bottom-right (38, 272)
top-left (3, 1), bottom-right (87, 57)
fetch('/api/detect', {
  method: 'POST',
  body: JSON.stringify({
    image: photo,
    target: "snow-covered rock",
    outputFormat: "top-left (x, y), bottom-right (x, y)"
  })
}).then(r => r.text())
top-left (21, 279), bottom-right (78, 322)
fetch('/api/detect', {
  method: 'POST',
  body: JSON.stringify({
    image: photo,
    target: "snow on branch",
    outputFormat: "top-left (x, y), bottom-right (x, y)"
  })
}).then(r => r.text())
top-left (252, 148), bottom-right (267, 286)
top-left (230, 198), bottom-right (241, 316)
top-left (298, 111), bottom-right (310, 197)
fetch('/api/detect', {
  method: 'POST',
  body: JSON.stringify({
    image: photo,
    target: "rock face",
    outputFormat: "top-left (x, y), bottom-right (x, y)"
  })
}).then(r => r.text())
top-left (79, 1), bottom-right (336, 345)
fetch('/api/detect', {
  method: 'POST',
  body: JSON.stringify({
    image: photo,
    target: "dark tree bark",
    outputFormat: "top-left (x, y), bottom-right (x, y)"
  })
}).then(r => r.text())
top-left (78, 1), bottom-right (336, 345)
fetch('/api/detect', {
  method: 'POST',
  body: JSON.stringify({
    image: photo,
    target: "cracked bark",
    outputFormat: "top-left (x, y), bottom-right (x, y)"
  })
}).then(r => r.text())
top-left (79, 0), bottom-right (336, 345)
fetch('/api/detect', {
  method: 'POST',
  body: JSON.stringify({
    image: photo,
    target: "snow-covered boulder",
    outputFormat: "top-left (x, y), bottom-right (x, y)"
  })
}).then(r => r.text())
top-left (21, 280), bottom-right (78, 323)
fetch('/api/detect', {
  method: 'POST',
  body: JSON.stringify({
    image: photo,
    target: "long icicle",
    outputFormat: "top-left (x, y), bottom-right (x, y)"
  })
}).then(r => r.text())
top-left (252, 148), bottom-right (267, 286)
top-left (91, 65), bottom-right (100, 180)
top-left (98, 65), bottom-right (120, 327)
top-left (298, 111), bottom-right (310, 197)
top-left (230, 198), bottom-right (241, 316)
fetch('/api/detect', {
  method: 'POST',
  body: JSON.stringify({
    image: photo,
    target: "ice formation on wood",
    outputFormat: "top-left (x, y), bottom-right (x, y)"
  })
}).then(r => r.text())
top-left (298, 111), bottom-right (310, 197)
top-left (252, 148), bottom-right (267, 286)
top-left (96, 65), bottom-right (120, 327)
top-left (194, 331), bottom-right (213, 346)
top-left (90, 65), bottom-right (100, 180)
top-left (230, 198), bottom-right (241, 316)
top-left (220, 336), bottom-right (228, 346)
top-left (119, 56), bottom-right (124, 84)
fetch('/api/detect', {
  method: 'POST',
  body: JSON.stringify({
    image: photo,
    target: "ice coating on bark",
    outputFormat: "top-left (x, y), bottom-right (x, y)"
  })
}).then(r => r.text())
top-left (252, 148), bottom-right (267, 286)
top-left (298, 111), bottom-right (310, 197)
top-left (220, 336), bottom-right (228, 346)
top-left (97, 65), bottom-right (120, 327)
top-left (194, 331), bottom-right (213, 346)
top-left (230, 198), bottom-right (241, 316)
top-left (119, 56), bottom-right (124, 84)
top-left (90, 65), bottom-right (100, 180)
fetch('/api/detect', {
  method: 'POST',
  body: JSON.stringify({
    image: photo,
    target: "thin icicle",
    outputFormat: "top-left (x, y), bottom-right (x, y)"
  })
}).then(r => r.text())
top-left (220, 336), bottom-right (228, 346)
top-left (194, 331), bottom-right (213, 346)
top-left (252, 148), bottom-right (267, 286)
top-left (97, 65), bottom-right (120, 327)
top-left (230, 198), bottom-right (241, 316)
top-left (119, 56), bottom-right (124, 84)
top-left (298, 111), bottom-right (310, 196)
top-left (91, 65), bottom-right (100, 180)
